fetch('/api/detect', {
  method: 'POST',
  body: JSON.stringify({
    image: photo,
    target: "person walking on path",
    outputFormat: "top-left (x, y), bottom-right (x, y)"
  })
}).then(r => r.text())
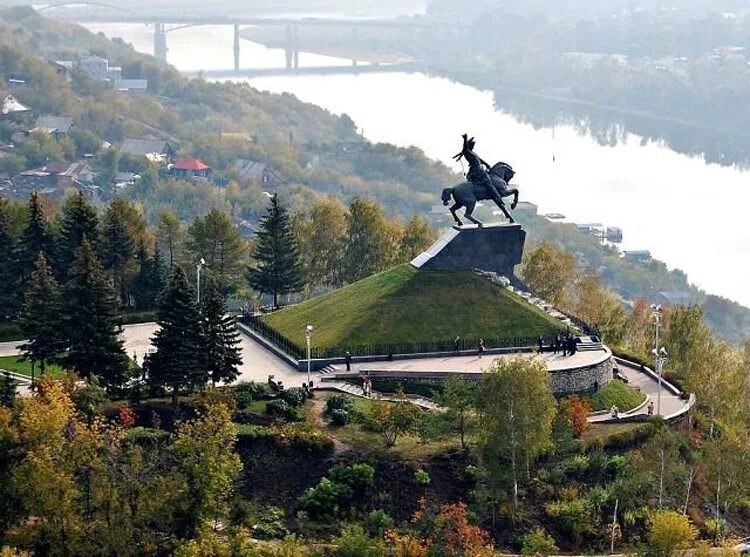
top-left (478, 338), bottom-right (486, 358)
top-left (611, 405), bottom-right (619, 419)
top-left (453, 336), bottom-right (461, 355)
top-left (345, 351), bottom-right (352, 371)
top-left (647, 400), bottom-right (655, 416)
top-left (538, 336), bottom-right (544, 353)
top-left (555, 334), bottom-right (561, 354)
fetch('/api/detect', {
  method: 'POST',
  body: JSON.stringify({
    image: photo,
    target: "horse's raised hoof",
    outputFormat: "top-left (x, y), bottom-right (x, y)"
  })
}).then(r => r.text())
top-left (511, 202), bottom-right (517, 210)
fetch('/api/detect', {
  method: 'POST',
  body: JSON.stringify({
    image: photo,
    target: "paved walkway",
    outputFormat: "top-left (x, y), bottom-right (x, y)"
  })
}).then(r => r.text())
top-left (330, 348), bottom-right (610, 375)
top-left (3, 326), bottom-right (692, 421)
top-left (588, 359), bottom-right (688, 422)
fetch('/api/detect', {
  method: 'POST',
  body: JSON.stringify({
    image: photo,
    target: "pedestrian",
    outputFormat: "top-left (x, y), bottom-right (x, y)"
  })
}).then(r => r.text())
top-left (569, 335), bottom-right (577, 355)
top-left (478, 338), bottom-right (485, 358)
top-left (647, 400), bottom-right (655, 416)
top-left (362, 376), bottom-right (368, 396)
top-left (454, 336), bottom-right (461, 354)
top-left (562, 336), bottom-right (568, 357)
top-left (365, 377), bottom-right (372, 397)
top-left (555, 334), bottom-right (561, 354)
top-left (538, 335), bottom-right (544, 353)
top-left (345, 350), bottom-right (352, 371)
top-left (611, 405), bottom-right (619, 419)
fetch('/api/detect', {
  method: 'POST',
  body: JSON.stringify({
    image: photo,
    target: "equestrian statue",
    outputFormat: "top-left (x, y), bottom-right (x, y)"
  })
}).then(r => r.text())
top-left (441, 134), bottom-right (519, 226)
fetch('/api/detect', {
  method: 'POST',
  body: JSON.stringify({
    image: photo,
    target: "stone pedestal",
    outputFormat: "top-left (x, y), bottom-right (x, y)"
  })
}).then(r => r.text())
top-left (411, 223), bottom-right (526, 281)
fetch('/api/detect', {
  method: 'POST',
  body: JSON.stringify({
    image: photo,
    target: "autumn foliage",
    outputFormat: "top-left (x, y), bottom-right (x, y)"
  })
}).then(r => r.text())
top-left (564, 395), bottom-right (592, 438)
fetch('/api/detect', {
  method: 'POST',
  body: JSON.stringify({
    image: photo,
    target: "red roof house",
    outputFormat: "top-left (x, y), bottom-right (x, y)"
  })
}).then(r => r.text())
top-left (171, 158), bottom-right (212, 179)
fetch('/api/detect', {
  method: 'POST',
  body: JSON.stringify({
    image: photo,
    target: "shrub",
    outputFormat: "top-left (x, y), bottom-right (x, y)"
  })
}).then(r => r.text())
top-left (331, 408), bottom-right (350, 426)
top-left (273, 423), bottom-right (334, 452)
top-left (334, 523), bottom-right (385, 557)
top-left (299, 477), bottom-right (352, 519)
top-left (234, 381), bottom-right (268, 409)
top-left (647, 510), bottom-right (698, 557)
top-left (266, 398), bottom-right (291, 417)
top-left (463, 464), bottom-right (479, 484)
top-left (544, 497), bottom-right (594, 544)
top-left (414, 468), bottom-right (431, 487)
top-left (233, 502), bottom-right (288, 540)
top-left (566, 454), bottom-right (590, 478)
top-left (329, 463), bottom-right (375, 491)
top-left (365, 509), bottom-right (394, 537)
top-left (520, 527), bottom-right (559, 556)
top-left (326, 394), bottom-right (354, 415)
top-left (280, 386), bottom-right (307, 407)
top-left (606, 455), bottom-right (628, 478)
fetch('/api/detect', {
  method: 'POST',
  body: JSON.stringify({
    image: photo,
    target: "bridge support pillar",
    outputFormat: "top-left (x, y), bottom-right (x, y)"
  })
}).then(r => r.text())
top-left (233, 23), bottom-right (240, 71)
top-left (154, 22), bottom-right (168, 61)
top-left (284, 24), bottom-right (299, 71)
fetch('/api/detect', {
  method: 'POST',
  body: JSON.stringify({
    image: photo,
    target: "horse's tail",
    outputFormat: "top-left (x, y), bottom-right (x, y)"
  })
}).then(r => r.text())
top-left (441, 187), bottom-right (453, 206)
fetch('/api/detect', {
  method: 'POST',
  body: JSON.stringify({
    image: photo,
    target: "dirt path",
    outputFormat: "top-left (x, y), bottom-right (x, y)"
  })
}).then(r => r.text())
top-left (308, 396), bottom-right (352, 455)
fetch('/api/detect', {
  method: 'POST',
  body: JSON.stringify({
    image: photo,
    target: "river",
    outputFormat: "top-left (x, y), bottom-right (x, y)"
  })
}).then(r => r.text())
top-left (84, 23), bottom-right (750, 308)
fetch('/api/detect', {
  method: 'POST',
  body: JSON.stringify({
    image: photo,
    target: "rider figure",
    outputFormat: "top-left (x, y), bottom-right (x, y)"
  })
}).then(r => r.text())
top-left (453, 134), bottom-right (503, 202)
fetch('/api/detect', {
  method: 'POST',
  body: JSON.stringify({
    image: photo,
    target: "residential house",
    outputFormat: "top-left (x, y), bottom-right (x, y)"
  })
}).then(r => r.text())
top-left (235, 158), bottom-right (282, 186)
top-left (13, 161), bottom-right (95, 194)
top-left (0, 91), bottom-right (29, 116)
top-left (120, 138), bottom-right (174, 164)
top-left (31, 115), bottom-right (74, 139)
top-left (170, 158), bottom-right (212, 180)
top-left (116, 79), bottom-right (148, 94)
top-left (623, 250), bottom-right (652, 263)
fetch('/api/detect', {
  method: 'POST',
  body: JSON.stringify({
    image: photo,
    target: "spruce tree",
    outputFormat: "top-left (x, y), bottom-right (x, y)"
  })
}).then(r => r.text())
top-left (19, 253), bottom-right (65, 375)
top-left (101, 199), bottom-right (135, 303)
top-left (62, 238), bottom-right (128, 389)
top-left (133, 245), bottom-right (166, 311)
top-left (146, 265), bottom-right (205, 406)
top-left (200, 277), bottom-right (242, 387)
top-left (0, 199), bottom-right (20, 320)
top-left (20, 192), bottom-right (55, 279)
top-left (248, 194), bottom-right (304, 307)
top-left (58, 191), bottom-right (100, 276)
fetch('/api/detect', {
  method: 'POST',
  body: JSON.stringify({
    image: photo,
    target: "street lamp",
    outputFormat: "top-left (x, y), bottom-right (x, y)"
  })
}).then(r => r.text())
top-left (196, 257), bottom-right (206, 304)
top-left (650, 304), bottom-right (667, 415)
top-left (305, 324), bottom-right (313, 388)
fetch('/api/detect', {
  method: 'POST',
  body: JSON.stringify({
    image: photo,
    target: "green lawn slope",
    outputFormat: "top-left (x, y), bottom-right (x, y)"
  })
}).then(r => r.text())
top-left (263, 264), bottom-right (565, 348)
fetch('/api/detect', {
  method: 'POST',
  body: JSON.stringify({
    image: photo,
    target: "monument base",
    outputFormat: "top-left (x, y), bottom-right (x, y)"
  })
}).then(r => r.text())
top-left (411, 223), bottom-right (526, 283)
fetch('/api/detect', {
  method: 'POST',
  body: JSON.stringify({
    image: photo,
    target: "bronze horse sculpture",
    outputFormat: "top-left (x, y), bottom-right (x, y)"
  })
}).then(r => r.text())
top-left (441, 161), bottom-right (519, 226)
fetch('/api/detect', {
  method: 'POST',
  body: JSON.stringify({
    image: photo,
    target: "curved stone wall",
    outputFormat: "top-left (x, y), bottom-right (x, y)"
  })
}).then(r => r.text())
top-left (548, 356), bottom-right (613, 395)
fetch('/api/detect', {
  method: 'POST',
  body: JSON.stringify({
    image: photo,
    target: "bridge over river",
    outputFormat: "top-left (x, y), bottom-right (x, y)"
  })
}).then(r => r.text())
top-left (35, 2), bottom-right (467, 73)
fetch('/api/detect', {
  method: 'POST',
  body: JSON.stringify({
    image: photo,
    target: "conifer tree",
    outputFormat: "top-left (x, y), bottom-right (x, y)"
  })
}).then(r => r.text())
top-left (248, 194), bottom-right (303, 307)
top-left (200, 277), bottom-right (242, 387)
top-left (19, 253), bottom-right (65, 375)
top-left (101, 198), bottom-right (135, 302)
top-left (61, 238), bottom-right (128, 389)
top-left (58, 191), bottom-right (99, 275)
top-left (133, 245), bottom-right (166, 311)
top-left (0, 199), bottom-right (20, 320)
top-left (146, 265), bottom-right (205, 406)
top-left (20, 192), bottom-right (55, 279)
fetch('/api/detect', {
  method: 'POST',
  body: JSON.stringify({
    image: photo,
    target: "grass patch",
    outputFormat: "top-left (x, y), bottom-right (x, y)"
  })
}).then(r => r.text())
top-left (264, 264), bottom-right (564, 348)
top-left (582, 380), bottom-right (646, 412)
top-left (0, 355), bottom-right (66, 378)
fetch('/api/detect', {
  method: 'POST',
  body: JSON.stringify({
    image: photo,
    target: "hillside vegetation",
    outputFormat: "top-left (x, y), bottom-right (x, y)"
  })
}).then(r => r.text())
top-left (263, 264), bottom-right (565, 347)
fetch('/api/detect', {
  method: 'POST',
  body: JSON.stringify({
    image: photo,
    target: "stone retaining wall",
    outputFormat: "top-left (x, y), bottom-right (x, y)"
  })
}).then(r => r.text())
top-left (332, 355), bottom-right (614, 395)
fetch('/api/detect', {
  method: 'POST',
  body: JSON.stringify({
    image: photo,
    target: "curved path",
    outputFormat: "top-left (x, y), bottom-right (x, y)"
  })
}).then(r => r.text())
top-left (3, 326), bottom-right (694, 422)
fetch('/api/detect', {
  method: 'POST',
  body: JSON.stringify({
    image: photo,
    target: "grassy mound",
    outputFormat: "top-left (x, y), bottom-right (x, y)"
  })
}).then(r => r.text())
top-left (584, 380), bottom-right (647, 412)
top-left (264, 264), bottom-right (565, 348)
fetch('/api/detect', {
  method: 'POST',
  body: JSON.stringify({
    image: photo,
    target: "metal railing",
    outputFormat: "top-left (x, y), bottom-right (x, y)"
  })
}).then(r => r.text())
top-left (238, 315), bottom-right (537, 361)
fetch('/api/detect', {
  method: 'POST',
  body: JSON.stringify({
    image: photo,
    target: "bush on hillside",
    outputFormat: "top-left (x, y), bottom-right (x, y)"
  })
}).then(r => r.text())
top-left (520, 527), bottom-right (559, 556)
top-left (266, 399), bottom-right (292, 418)
top-left (365, 509), bottom-right (394, 537)
top-left (234, 381), bottom-right (269, 409)
top-left (280, 386), bottom-right (307, 407)
top-left (331, 408), bottom-right (350, 426)
top-left (326, 394), bottom-right (355, 415)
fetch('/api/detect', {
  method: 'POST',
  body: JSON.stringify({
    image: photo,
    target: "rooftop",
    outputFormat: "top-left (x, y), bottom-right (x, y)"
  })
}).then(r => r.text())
top-left (172, 158), bottom-right (210, 171)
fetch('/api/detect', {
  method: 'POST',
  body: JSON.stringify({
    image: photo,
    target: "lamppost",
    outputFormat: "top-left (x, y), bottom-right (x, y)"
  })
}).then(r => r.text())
top-left (305, 325), bottom-right (313, 388)
top-left (196, 257), bottom-right (206, 304)
top-left (650, 304), bottom-right (668, 415)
